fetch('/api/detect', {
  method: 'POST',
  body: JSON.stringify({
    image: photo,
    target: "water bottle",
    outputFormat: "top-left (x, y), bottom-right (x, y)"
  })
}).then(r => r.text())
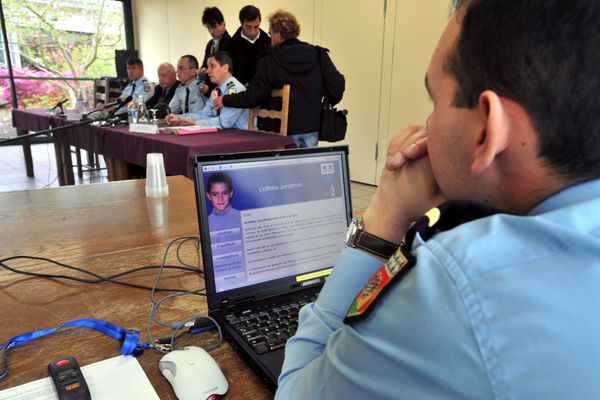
top-left (127, 100), bottom-right (138, 124)
top-left (137, 94), bottom-right (149, 123)
top-left (75, 88), bottom-right (85, 113)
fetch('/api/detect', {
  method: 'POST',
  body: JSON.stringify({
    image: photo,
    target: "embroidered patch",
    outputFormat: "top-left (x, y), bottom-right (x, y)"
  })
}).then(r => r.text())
top-left (228, 87), bottom-right (237, 94)
top-left (344, 247), bottom-right (415, 323)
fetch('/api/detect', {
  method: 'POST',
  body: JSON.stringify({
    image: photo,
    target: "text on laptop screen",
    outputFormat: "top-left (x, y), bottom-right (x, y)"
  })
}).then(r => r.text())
top-left (201, 153), bottom-right (348, 293)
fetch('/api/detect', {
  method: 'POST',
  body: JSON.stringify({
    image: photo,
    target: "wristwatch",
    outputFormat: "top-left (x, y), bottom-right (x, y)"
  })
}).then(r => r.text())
top-left (344, 217), bottom-right (399, 259)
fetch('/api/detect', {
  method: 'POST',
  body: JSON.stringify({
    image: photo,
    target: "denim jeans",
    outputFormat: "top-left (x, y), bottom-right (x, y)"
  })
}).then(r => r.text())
top-left (291, 131), bottom-right (319, 148)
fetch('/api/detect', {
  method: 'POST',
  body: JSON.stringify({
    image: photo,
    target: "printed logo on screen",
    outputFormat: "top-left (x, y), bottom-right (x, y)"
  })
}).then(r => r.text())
top-left (320, 163), bottom-right (335, 175)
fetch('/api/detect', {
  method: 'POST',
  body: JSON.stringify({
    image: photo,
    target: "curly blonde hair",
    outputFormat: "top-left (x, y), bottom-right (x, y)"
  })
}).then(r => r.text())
top-left (268, 10), bottom-right (300, 41)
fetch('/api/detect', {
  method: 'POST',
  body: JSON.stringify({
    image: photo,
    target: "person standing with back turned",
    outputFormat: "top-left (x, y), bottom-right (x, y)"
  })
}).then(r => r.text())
top-left (213, 10), bottom-right (345, 148)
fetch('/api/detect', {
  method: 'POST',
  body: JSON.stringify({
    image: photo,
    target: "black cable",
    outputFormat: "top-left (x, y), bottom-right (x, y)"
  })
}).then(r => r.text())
top-left (0, 256), bottom-right (205, 294)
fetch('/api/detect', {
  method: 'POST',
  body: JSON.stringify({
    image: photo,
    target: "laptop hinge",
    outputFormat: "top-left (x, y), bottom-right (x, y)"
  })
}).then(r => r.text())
top-left (221, 295), bottom-right (256, 307)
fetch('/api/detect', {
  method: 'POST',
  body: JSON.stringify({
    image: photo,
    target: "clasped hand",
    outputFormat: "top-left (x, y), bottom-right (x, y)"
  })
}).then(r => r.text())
top-left (361, 125), bottom-right (444, 245)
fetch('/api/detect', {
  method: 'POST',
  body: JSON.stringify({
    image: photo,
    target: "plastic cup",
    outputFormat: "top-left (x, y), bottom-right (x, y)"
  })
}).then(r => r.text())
top-left (145, 153), bottom-right (169, 198)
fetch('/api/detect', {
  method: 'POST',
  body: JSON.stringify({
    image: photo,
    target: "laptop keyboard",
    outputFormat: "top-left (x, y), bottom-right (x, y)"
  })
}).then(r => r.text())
top-left (224, 293), bottom-right (318, 354)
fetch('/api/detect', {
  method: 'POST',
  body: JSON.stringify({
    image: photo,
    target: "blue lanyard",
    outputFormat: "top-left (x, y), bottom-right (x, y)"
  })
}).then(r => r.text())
top-left (0, 318), bottom-right (150, 380)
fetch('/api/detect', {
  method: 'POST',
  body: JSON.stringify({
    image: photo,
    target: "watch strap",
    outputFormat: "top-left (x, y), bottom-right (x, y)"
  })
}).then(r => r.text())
top-left (352, 229), bottom-right (399, 259)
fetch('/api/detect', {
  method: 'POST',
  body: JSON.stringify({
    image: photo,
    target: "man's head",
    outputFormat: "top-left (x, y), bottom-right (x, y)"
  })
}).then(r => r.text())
top-left (424, 0), bottom-right (600, 212)
top-left (176, 55), bottom-right (199, 85)
top-left (202, 7), bottom-right (226, 39)
top-left (207, 51), bottom-right (233, 86)
top-left (268, 10), bottom-right (300, 47)
top-left (239, 5), bottom-right (261, 40)
top-left (206, 172), bottom-right (234, 212)
top-left (126, 58), bottom-right (144, 81)
top-left (157, 63), bottom-right (177, 89)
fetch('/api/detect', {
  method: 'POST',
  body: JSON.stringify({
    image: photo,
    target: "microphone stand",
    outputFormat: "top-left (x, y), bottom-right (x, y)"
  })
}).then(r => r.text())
top-left (0, 105), bottom-right (128, 146)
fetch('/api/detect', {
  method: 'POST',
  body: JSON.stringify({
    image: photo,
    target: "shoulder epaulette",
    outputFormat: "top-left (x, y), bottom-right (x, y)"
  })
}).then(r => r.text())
top-left (344, 200), bottom-right (504, 324)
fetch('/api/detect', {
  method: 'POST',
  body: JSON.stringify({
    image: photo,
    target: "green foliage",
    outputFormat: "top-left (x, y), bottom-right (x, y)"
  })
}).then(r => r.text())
top-left (2, 0), bottom-right (126, 103)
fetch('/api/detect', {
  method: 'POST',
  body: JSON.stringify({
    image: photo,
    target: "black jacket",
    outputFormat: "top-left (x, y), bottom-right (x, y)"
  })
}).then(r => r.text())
top-left (227, 27), bottom-right (272, 85)
top-left (145, 81), bottom-right (181, 109)
top-left (202, 30), bottom-right (231, 69)
top-left (222, 38), bottom-right (345, 135)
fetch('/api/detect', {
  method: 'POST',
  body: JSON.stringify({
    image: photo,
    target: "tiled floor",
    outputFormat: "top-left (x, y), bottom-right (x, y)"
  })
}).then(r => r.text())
top-left (0, 143), bottom-right (376, 213)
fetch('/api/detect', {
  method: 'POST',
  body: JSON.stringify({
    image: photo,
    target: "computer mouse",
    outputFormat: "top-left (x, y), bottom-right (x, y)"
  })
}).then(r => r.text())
top-left (159, 346), bottom-right (229, 400)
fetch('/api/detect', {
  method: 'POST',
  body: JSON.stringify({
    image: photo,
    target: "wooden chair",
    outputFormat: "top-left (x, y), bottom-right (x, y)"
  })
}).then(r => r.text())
top-left (247, 84), bottom-right (290, 136)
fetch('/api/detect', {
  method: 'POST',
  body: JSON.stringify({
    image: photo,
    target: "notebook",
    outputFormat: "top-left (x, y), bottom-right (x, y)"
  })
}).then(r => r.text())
top-left (192, 146), bottom-right (352, 391)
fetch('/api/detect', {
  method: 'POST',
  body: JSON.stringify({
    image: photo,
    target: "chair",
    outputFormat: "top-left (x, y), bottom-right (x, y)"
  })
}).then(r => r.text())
top-left (247, 84), bottom-right (290, 136)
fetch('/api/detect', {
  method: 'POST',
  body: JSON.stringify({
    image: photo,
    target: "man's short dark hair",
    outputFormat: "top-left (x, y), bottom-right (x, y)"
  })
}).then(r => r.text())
top-left (208, 172), bottom-right (233, 192)
top-left (446, 0), bottom-right (600, 180)
top-left (202, 7), bottom-right (224, 27)
top-left (181, 54), bottom-right (199, 70)
top-left (208, 51), bottom-right (233, 74)
top-left (239, 5), bottom-right (261, 24)
top-left (126, 58), bottom-right (143, 68)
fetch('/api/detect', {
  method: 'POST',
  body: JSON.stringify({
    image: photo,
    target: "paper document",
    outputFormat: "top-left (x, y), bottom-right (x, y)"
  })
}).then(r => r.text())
top-left (0, 355), bottom-right (159, 400)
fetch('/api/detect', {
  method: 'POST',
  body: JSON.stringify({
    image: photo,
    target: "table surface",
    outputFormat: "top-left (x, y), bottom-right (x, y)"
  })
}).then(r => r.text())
top-left (0, 176), bottom-right (272, 399)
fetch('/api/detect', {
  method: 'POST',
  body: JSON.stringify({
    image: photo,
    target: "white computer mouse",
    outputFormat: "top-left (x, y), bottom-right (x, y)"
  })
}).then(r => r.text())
top-left (159, 346), bottom-right (229, 400)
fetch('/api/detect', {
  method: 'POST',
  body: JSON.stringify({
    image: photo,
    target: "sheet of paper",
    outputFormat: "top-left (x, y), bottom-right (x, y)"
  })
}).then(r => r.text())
top-left (0, 355), bottom-right (159, 400)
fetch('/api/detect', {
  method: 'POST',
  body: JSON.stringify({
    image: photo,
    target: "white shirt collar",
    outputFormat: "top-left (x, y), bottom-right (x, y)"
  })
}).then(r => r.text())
top-left (241, 30), bottom-right (260, 44)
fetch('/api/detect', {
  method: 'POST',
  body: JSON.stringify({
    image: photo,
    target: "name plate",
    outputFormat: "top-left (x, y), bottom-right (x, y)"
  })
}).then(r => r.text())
top-left (66, 110), bottom-right (83, 121)
top-left (129, 123), bottom-right (159, 134)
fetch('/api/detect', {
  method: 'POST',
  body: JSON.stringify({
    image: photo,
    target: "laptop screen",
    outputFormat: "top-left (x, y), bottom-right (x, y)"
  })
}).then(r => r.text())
top-left (193, 146), bottom-right (352, 305)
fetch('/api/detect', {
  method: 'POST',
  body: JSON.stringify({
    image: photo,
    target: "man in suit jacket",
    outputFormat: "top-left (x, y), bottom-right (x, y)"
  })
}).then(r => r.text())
top-left (146, 62), bottom-right (180, 109)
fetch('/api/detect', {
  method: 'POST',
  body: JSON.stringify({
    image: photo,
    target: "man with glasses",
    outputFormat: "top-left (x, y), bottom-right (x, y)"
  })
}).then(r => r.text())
top-left (168, 55), bottom-right (206, 116)
top-left (227, 5), bottom-right (271, 86)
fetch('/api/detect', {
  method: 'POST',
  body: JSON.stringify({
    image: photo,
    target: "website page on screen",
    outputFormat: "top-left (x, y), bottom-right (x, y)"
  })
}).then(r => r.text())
top-left (202, 154), bottom-right (348, 293)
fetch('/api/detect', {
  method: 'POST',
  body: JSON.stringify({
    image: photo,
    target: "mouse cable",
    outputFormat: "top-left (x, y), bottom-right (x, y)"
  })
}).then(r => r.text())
top-left (146, 237), bottom-right (222, 353)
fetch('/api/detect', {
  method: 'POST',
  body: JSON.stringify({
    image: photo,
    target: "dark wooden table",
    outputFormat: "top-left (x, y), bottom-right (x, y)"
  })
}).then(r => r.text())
top-left (11, 108), bottom-right (295, 187)
top-left (0, 176), bottom-right (272, 399)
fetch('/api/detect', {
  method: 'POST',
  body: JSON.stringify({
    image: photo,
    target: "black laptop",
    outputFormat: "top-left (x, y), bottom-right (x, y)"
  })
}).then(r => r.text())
top-left (192, 146), bottom-right (352, 390)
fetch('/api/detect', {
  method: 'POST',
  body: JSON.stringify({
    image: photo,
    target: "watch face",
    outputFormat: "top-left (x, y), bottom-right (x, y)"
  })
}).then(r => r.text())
top-left (344, 218), bottom-right (359, 246)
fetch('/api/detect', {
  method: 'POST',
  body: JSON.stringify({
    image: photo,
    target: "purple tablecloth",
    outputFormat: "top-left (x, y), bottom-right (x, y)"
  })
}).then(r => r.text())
top-left (102, 126), bottom-right (295, 178)
top-left (12, 109), bottom-right (296, 178)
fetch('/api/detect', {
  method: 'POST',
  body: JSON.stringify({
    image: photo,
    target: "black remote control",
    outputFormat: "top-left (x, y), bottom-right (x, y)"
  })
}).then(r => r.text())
top-left (48, 356), bottom-right (91, 400)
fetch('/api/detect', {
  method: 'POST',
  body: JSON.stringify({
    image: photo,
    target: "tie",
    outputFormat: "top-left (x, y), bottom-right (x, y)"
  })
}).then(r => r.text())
top-left (158, 87), bottom-right (167, 104)
top-left (210, 40), bottom-right (217, 54)
top-left (215, 87), bottom-right (221, 116)
top-left (184, 87), bottom-right (190, 113)
top-left (130, 82), bottom-right (136, 98)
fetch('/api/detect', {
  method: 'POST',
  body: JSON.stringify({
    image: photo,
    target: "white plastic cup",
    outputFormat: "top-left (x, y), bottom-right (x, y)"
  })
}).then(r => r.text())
top-left (145, 153), bottom-right (169, 198)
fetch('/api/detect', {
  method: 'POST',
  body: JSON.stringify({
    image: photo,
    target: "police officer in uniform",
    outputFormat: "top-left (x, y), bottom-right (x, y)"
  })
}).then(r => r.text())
top-left (168, 55), bottom-right (206, 116)
top-left (276, 0), bottom-right (600, 399)
top-left (166, 52), bottom-right (248, 129)
top-left (119, 58), bottom-right (153, 104)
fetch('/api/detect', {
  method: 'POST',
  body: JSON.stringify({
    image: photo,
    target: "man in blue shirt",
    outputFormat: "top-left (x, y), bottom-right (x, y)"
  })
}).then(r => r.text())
top-left (166, 52), bottom-right (248, 129)
top-left (119, 58), bottom-right (153, 103)
top-left (168, 55), bottom-right (206, 116)
top-left (276, 0), bottom-right (600, 399)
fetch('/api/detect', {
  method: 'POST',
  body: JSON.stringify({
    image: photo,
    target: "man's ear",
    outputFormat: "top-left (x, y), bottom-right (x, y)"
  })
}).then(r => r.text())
top-left (471, 90), bottom-right (511, 174)
top-left (206, 192), bottom-right (211, 201)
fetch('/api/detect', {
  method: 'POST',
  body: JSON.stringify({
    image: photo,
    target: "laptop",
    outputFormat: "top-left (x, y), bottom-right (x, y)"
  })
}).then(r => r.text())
top-left (192, 145), bottom-right (352, 391)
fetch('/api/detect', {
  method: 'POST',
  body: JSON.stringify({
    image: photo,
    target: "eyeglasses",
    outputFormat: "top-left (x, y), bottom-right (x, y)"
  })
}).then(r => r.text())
top-left (177, 66), bottom-right (194, 71)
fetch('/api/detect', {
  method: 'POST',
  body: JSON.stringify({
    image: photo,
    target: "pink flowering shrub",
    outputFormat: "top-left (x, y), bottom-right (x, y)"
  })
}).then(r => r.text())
top-left (0, 68), bottom-right (83, 109)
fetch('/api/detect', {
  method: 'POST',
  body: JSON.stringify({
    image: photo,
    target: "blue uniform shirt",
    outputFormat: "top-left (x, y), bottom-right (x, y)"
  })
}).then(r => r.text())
top-left (121, 76), bottom-right (153, 103)
top-left (187, 76), bottom-right (249, 129)
top-left (276, 178), bottom-right (600, 399)
top-left (168, 79), bottom-right (206, 116)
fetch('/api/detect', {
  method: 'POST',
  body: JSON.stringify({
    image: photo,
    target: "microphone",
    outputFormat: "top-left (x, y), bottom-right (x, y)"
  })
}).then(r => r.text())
top-left (108, 95), bottom-right (133, 116)
top-left (49, 98), bottom-right (69, 113)
top-left (154, 102), bottom-right (171, 119)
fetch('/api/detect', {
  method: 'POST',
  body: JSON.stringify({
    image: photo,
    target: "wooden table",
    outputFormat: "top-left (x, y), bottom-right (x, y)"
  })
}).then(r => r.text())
top-left (0, 176), bottom-right (272, 399)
